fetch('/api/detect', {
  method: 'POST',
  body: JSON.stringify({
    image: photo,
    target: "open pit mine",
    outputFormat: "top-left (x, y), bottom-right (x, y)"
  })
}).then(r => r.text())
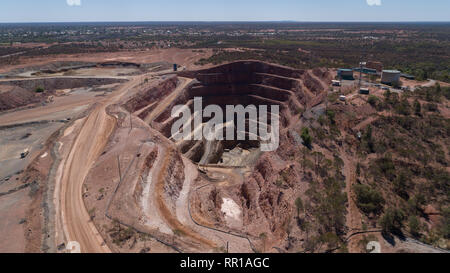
top-left (80, 60), bottom-right (333, 253)
top-left (0, 60), bottom-right (334, 253)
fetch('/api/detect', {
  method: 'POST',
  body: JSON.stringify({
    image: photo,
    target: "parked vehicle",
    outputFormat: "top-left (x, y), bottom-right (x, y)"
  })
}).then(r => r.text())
top-left (332, 80), bottom-right (341, 87)
top-left (359, 88), bottom-right (370, 95)
top-left (20, 149), bottom-right (30, 159)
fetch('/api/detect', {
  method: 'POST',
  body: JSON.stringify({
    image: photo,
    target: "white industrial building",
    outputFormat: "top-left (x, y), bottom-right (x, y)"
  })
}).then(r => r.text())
top-left (381, 70), bottom-right (401, 85)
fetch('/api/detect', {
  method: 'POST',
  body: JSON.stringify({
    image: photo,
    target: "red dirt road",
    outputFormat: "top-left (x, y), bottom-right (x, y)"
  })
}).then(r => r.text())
top-left (58, 76), bottom-right (146, 253)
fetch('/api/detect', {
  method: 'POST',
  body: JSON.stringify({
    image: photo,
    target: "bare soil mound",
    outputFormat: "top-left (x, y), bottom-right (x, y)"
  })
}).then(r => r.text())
top-left (0, 85), bottom-right (39, 112)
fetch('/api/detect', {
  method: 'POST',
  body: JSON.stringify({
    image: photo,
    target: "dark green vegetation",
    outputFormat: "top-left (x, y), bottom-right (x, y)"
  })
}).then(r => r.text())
top-left (294, 80), bottom-right (449, 251)
top-left (356, 84), bottom-right (449, 246)
top-left (192, 23), bottom-right (450, 83)
top-left (1, 22), bottom-right (449, 82)
top-left (197, 38), bottom-right (450, 83)
top-left (34, 86), bottom-right (44, 93)
top-left (301, 127), bottom-right (312, 148)
top-left (354, 184), bottom-right (385, 215)
top-left (294, 135), bottom-right (348, 252)
top-left (379, 208), bottom-right (406, 235)
top-left (303, 155), bottom-right (349, 253)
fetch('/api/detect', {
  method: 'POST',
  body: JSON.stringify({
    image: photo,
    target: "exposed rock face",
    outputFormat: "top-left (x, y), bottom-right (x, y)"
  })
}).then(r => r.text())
top-left (171, 61), bottom-right (330, 241)
top-left (424, 205), bottom-right (442, 227)
top-left (237, 154), bottom-right (293, 238)
top-left (84, 60), bottom-right (332, 252)
top-left (162, 151), bottom-right (185, 211)
top-left (122, 76), bottom-right (178, 114)
top-left (312, 67), bottom-right (334, 85)
top-left (133, 148), bottom-right (159, 202)
top-left (191, 185), bottom-right (226, 228)
top-left (159, 60), bottom-right (332, 164)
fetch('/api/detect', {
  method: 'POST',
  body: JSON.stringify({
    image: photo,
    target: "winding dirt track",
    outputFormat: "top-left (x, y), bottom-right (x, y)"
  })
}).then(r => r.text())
top-left (341, 150), bottom-right (364, 253)
top-left (58, 76), bottom-right (145, 253)
top-left (57, 71), bottom-right (250, 253)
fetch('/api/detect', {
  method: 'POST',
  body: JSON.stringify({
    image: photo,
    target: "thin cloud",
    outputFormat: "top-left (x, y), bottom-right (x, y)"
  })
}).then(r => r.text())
top-left (67, 0), bottom-right (82, 6)
top-left (366, 0), bottom-right (382, 6)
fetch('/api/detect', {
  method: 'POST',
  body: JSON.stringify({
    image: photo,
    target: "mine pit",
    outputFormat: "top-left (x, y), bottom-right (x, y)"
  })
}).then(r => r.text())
top-left (79, 60), bottom-right (332, 252)
top-left (218, 143), bottom-right (261, 167)
top-left (139, 60), bottom-right (318, 168)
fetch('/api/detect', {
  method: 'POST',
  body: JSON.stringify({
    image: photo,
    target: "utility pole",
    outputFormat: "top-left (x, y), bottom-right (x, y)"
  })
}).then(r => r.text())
top-left (117, 155), bottom-right (122, 181)
top-left (129, 112), bottom-right (133, 134)
top-left (359, 62), bottom-right (363, 87)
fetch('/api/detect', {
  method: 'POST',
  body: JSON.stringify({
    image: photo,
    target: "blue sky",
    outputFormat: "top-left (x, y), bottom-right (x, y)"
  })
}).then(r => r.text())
top-left (0, 0), bottom-right (449, 23)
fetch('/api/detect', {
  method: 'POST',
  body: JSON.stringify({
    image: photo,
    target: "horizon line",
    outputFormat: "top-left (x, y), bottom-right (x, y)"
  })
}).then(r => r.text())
top-left (1, 20), bottom-right (450, 24)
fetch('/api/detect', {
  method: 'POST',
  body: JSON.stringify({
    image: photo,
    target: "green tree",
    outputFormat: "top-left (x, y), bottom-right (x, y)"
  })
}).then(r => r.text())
top-left (422, 70), bottom-right (429, 81)
top-left (440, 207), bottom-right (450, 239)
top-left (301, 127), bottom-right (312, 148)
top-left (435, 83), bottom-right (441, 94)
top-left (407, 194), bottom-right (426, 215)
top-left (393, 172), bottom-right (411, 199)
top-left (408, 216), bottom-right (421, 238)
top-left (425, 89), bottom-right (433, 102)
top-left (356, 163), bottom-right (361, 177)
top-left (35, 86), bottom-right (44, 93)
top-left (413, 99), bottom-right (422, 116)
top-left (295, 197), bottom-right (304, 219)
top-left (395, 98), bottom-right (411, 116)
top-left (354, 184), bottom-right (385, 215)
top-left (384, 90), bottom-right (392, 103)
top-left (379, 208), bottom-right (406, 235)
top-left (363, 125), bottom-right (375, 153)
top-left (312, 151), bottom-right (325, 176)
top-left (326, 110), bottom-right (336, 125)
top-left (368, 95), bottom-right (378, 107)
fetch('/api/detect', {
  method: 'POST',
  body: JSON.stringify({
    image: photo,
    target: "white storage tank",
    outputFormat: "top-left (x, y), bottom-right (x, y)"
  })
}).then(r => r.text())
top-left (381, 70), bottom-right (401, 85)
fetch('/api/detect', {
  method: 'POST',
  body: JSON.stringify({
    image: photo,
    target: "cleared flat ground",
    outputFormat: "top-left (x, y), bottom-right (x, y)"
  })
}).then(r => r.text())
top-left (0, 122), bottom-right (63, 179)
top-left (0, 48), bottom-right (214, 253)
top-left (0, 190), bottom-right (30, 253)
top-left (0, 88), bottom-right (96, 126)
top-left (0, 48), bottom-right (213, 74)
